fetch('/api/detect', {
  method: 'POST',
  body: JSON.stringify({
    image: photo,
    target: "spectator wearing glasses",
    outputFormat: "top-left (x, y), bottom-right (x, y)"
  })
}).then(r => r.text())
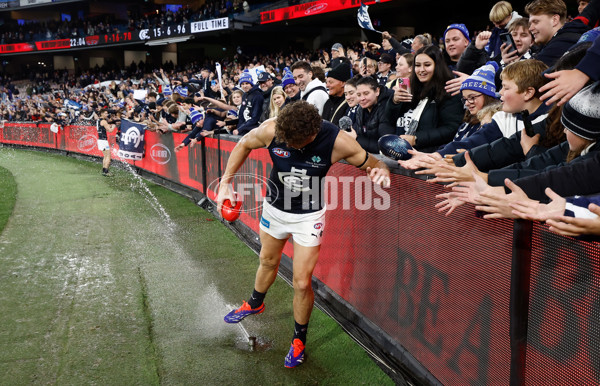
top-left (376, 53), bottom-right (396, 86)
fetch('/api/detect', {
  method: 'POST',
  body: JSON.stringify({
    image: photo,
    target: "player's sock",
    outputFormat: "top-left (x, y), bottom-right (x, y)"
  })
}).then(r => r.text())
top-left (247, 289), bottom-right (265, 309)
top-left (293, 321), bottom-right (309, 344)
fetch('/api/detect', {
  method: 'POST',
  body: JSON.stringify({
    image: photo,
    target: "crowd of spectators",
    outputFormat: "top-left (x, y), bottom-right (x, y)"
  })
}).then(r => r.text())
top-left (0, 0), bottom-right (256, 44)
top-left (2, 0), bottom-right (600, 238)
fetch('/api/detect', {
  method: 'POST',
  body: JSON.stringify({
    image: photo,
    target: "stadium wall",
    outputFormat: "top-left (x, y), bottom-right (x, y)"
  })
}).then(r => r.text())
top-left (2, 123), bottom-right (600, 385)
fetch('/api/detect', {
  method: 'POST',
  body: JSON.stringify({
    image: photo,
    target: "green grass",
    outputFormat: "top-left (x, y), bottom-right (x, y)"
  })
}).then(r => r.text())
top-left (0, 148), bottom-right (394, 385)
top-left (0, 165), bottom-right (17, 234)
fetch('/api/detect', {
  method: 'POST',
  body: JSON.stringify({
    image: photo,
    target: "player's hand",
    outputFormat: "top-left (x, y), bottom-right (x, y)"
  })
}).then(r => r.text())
top-left (216, 180), bottom-right (236, 215)
top-left (366, 166), bottom-right (391, 188)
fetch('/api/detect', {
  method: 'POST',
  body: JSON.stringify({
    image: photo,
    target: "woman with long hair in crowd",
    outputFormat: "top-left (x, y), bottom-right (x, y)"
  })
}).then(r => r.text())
top-left (387, 53), bottom-right (413, 89)
top-left (260, 85), bottom-right (286, 122)
top-left (385, 44), bottom-right (464, 152)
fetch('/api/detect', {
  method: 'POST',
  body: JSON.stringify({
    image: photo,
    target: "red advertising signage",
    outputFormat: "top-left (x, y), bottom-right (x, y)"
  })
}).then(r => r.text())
top-left (260, 0), bottom-right (392, 24)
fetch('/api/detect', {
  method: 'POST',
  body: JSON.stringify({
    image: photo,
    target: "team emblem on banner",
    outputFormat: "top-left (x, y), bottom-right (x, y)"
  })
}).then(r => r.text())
top-left (117, 119), bottom-right (146, 160)
top-left (357, 3), bottom-right (380, 33)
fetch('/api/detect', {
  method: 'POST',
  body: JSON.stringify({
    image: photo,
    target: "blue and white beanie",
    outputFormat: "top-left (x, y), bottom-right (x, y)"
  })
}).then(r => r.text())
top-left (281, 69), bottom-right (295, 88)
top-left (189, 107), bottom-right (205, 125)
top-left (238, 70), bottom-right (254, 86)
top-left (162, 84), bottom-right (173, 96)
top-left (174, 85), bottom-right (188, 97)
top-left (460, 61), bottom-right (500, 98)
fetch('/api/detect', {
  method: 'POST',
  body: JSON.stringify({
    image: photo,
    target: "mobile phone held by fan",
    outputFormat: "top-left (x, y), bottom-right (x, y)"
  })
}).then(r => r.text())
top-left (398, 77), bottom-right (410, 92)
top-left (499, 32), bottom-right (518, 55)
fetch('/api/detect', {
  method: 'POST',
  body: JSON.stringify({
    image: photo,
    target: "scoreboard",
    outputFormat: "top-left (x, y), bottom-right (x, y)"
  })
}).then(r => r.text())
top-left (0, 18), bottom-right (229, 54)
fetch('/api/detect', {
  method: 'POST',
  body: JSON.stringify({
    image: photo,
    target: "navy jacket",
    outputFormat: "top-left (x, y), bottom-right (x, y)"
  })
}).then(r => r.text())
top-left (237, 85), bottom-right (264, 135)
top-left (513, 149), bottom-right (600, 201)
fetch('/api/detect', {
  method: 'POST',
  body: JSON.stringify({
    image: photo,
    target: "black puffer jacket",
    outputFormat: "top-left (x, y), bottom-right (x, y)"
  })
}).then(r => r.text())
top-left (354, 86), bottom-right (395, 154)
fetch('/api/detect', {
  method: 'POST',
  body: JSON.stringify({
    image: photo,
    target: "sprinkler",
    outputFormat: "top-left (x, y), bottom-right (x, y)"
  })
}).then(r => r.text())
top-left (248, 336), bottom-right (257, 351)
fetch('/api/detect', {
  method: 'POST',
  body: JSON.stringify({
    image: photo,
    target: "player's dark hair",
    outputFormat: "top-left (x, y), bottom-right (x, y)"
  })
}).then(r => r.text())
top-left (275, 100), bottom-right (321, 148)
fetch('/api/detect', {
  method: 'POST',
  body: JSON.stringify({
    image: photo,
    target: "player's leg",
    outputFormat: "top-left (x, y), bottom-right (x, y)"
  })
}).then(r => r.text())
top-left (285, 242), bottom-right (320, 368)
top-left (291, 243), bottom-right (320, 325)
top-left (102, 148), bottom-right (111, 172)
top-left (224, 228), bottom-right (288, 323)
top-left (254, 229), bottom-right (287, 293)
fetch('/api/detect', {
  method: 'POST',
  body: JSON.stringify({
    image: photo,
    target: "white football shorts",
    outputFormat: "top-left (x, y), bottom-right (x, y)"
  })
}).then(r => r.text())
top-left (97, 139), bottom-right (110, 151)
top-left (259, 200), bottom-right (326, 247)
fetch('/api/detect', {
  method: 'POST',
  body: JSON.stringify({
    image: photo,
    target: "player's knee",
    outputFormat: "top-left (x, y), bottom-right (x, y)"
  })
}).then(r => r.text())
top-left (293, 277), bottom-right (312, 293)
top-left (259, 254), bottom-right (280, 270)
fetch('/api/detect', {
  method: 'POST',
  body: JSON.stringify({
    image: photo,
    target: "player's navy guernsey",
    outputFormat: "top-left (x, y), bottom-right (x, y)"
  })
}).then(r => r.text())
top-left (266, 121), bottom-right (340, 214)
top-left (96, 119), bottom-right (107, 140)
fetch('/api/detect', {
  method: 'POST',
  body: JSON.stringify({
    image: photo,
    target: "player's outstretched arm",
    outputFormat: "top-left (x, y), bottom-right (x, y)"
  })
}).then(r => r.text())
top-left (332, 132), bottom-right (390, 187)
top-left (217, 118), bottom-right (276, 213)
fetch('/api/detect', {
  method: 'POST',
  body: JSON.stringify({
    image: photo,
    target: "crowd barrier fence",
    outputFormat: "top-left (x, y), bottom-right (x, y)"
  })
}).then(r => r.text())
top-left (2, 122), bottom-right (599, 385)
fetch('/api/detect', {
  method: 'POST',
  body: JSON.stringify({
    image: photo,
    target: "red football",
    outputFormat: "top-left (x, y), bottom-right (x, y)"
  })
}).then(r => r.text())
top-left (221, 198), bottom-right (243, 222)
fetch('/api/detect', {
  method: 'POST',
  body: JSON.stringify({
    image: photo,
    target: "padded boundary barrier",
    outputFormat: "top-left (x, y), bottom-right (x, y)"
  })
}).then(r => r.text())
top-left (3, 123), bottom-right (600, 385)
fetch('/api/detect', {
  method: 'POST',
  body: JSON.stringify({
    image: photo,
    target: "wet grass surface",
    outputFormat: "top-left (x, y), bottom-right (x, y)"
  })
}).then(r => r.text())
top-left (0, 164), bottom-right (16, 233)
top-left (0, 148), bottom-right (394, 385)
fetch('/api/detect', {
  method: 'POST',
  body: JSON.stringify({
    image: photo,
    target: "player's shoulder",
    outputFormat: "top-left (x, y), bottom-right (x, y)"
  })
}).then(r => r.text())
top-left (247, 118), bottom-right (276, 147)
top-left (258, 118), bottom-right (276, 137)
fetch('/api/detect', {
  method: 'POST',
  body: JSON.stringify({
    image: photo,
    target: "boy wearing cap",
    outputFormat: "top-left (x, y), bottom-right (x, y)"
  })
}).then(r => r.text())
top-left (258, 71), bottom-right (275, 121)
